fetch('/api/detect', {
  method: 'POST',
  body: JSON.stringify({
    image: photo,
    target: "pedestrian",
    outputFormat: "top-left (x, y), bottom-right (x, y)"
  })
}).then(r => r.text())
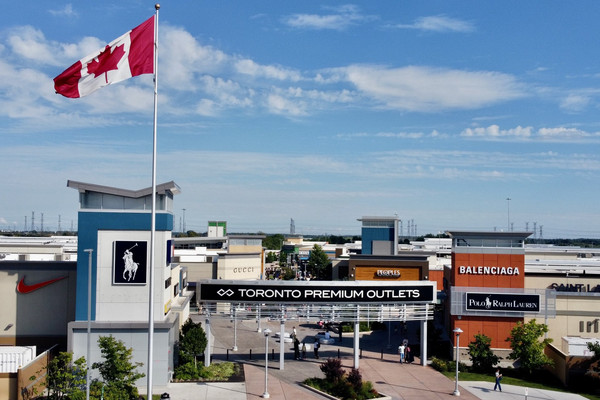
top-left (292, 326), bottom-right (297, 340)
top-left (294, 338), bottom-right (300, 360)
top-left (494, 368), bottom-right (502, 391)
top-left (301, 342), bottom-right (306, 359)
top-left (398, 343), bottom-right (405, 363)
top-left (314, 338), bottom-right (320, 359)
top-left (405, 345), bottom-right (411, 364)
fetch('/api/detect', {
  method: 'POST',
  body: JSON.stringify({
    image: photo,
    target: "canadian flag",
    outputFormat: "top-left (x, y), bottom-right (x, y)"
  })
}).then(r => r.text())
top-left (54, 16), bottom-right (154, 98)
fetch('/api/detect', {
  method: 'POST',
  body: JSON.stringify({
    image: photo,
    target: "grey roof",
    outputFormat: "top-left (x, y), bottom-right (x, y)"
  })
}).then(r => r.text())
top-left (446, 230), bottom-right (532, 239)
top-left (357, 216), bottom-right (399, 221)
top-left (67, 180), bottom-right (180, 197)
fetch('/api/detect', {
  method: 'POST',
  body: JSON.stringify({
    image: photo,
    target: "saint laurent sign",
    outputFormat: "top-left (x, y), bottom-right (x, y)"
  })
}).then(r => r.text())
top-left (198, 281), bottom-right (435, 304)
top-left (465, 292), bottom-right (540, 313)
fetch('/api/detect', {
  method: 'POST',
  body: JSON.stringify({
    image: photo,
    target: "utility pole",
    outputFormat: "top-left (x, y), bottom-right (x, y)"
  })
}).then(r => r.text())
top-left (506, 197), bottom-right (511, 231)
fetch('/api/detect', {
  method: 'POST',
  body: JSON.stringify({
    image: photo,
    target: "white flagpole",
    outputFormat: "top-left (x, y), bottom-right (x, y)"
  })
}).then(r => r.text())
top-left (147, 4), bottom-right (160, 399)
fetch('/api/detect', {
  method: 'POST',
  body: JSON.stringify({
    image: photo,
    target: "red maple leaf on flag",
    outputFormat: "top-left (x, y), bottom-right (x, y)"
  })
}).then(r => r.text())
top-left (86, 44), bottom-right (126, 83)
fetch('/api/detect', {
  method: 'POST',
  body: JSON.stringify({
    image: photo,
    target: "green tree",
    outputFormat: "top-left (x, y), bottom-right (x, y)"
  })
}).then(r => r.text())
top-left (307, 244), bottom-right (330, 279)
top-left (92, 335), bottom-right (145, 400)
top-left (263, 234), bottom-right (284, 250)
top-left (280, 266), bottom-right (296, 280)
top-left (178, 318), bottom-right (208, 369)
top-left (468, 334), bottom-right (500, 372)
top-left (506, 319), bottom-right (553, 375)
top-left (278, 250), bottom-right (288, 267)
top-left (265, 251), bottom-right (278, 263)
top-left (36, 352), bottom-right (86, 400)
top-left (587, 341), bottom-right (600, 374)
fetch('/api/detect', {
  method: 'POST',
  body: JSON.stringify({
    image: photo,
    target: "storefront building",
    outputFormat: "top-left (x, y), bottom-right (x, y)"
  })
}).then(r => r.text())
top-left (447, 231), bottom-right (555, 357)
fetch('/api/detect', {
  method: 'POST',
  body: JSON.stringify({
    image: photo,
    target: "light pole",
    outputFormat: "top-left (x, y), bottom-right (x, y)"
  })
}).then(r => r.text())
top-left (506, 197), bottom-right (511, 231)
top-left (262, 328), bottom-right (272, 398)
top-left (453, 327), bottom-right (463, 396)
top-left (84, 249), bottom-right (93, 400)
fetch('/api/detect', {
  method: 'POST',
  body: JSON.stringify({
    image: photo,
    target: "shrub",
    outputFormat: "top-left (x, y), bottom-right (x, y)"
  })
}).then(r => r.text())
top-left (347, 368), bottom-right (363, 391)
top-left (468, 334), bottom-right (500, 372)
top-left (431, 357), bottom-right (448, 372)
top-left (320, 358), bottom-right (345, 382)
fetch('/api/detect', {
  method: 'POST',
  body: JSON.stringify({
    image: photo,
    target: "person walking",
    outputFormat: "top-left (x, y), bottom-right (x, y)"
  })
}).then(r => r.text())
top-left (301, 342), bottom-right (307, 359)
top-left (398, 344), bottom-right (405, 363)
top-left (494, 368), bottom-right (502, 391)
top-left (405, 345), bottom-right (412, 364)
top-left (314, 338), bottom-right (320, 359)
top-left (293, 338), bottom-right (300, 360)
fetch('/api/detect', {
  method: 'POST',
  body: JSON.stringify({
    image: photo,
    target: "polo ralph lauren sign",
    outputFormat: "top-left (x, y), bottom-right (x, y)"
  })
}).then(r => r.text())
top-left (198, 280), bottom-right (436, 304)
top-left (466, 292), bottom-right (540, 313)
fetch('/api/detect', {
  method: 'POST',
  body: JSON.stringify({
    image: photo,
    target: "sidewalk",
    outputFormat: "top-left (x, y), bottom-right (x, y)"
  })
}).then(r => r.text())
top-left (155, 316), bottom-right (589, 400)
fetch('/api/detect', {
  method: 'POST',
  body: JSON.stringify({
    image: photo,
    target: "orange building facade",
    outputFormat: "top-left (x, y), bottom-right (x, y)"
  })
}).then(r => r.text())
top-left (447, 231), bottom-right (551, 351)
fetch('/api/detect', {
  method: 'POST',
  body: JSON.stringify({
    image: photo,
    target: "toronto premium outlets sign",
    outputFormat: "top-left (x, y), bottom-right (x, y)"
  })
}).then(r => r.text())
top-left (198, 280), bottom-right (436, 304)
top-left (466, 292), bottom-right (540, 312)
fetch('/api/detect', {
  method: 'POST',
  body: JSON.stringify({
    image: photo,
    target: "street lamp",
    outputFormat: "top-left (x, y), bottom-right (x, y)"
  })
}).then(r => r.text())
top-left (262, 328), bottom-right (272, 399)
top-left (453, 327), bottom-right (463, 396)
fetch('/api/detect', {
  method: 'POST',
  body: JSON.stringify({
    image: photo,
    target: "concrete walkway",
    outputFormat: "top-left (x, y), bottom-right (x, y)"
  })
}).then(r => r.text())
top-left (149, 316), bottom-right (589, 400)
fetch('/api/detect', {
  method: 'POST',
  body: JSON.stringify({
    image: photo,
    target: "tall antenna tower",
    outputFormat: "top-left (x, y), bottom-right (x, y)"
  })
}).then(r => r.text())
top-left (24, 216), bottom-right (27, 231)
top-left (525, 222), bottom-right (529, 231)
top-left (533, 222), bottom-right (537, 240)
top-left (539, 225), bottom-right (543, 241)
top-left (510, 222), bottom-right (514, 232)
top-left (31, 211), bottom-right (35, 231)
top-left (58, 215), bottom-right (62, 232)
top-left (290, 218), bottom-right (295, 235)
top-left (41, 213), bottom-right (44, 232)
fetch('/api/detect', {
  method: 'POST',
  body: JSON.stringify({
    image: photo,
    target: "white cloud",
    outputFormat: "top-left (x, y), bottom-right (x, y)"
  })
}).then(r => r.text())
top-left (282, 5), bottom-right (372, 31)
top-left (7, 26), bottom-right (61, 66)
top-left (266, 93), bottom-right (307, 116)
top-left (160, 26), bottom-right (228, 91)
top-left (343, 65), bottom-right (524, 112)
top-left (461, 125), bottom-right (533, 138)
top-left (49, 4), bottom-right (78, 18)
top-left (461, 125), bottom-right (600, 143)
top-left (559, 93), bottom-right (591, 112)
top-left (234, 58), bottom-right (302, 81)
top-left (394, 15), bottom-right (475, 33)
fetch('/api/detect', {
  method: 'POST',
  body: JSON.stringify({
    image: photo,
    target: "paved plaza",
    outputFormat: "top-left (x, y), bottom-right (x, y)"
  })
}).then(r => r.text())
top-left (143, 315), bottom-right (589, 400)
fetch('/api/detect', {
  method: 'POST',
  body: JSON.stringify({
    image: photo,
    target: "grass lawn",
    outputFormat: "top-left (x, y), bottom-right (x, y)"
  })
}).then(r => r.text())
top-left (441, 371), bottom-right (600, 400)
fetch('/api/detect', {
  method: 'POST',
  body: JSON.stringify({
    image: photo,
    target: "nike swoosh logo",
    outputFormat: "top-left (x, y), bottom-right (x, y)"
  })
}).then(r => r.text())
top-left (17, 275), bottom-right (67, 294)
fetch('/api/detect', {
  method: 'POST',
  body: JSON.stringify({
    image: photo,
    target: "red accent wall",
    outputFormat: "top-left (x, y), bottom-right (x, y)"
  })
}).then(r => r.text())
top-left (429, 269), bottom-right (443, 292)
top-left (451, 251), bottom-right (525, 349)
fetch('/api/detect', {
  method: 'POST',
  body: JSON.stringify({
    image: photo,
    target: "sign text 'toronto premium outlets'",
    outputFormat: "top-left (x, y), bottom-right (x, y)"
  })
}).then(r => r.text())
top-left (199, 282), bottom-right (435, 304)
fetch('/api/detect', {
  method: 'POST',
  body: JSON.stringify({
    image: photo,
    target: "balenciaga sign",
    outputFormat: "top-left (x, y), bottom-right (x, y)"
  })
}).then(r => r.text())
top-left (198, 280), bottom-right (436, 304)
top-left (458, 265), bottom-right (520, 275)
top-left (465, 292), bottom-right (540, 313)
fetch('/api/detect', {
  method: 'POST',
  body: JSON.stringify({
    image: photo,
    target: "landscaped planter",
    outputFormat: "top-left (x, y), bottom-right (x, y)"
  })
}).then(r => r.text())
top-left (300, 383), bottom-right (391, 400)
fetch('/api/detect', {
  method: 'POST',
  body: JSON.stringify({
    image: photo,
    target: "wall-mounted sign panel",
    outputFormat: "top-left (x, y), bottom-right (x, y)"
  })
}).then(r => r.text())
top-left (198, 280), bottom-right (436, 304)
top-left (113, 241), bottom-right (147, 285)
top-left (465, 292), bottom-right (540, 313)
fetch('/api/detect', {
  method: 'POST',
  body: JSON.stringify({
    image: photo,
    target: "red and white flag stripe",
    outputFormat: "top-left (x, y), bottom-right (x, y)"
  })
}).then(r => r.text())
top-left (54, 16), bottom-right (154, 98)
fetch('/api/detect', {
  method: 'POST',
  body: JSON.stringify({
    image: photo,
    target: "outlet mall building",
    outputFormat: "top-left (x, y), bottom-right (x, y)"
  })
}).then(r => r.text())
top-left (1, 198), bottom-right (599, 398)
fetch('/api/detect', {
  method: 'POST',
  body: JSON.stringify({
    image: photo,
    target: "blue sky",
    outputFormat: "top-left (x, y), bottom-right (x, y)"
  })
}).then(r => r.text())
top-left (1, 2), bottom-right (599, 238)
